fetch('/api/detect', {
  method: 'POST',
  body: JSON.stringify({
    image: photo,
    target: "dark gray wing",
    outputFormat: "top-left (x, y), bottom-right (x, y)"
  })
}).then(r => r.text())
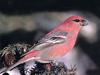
top-left (39, 31), bottom-right (68, 43)
top-left (33, 31), bottom-right (68, 50)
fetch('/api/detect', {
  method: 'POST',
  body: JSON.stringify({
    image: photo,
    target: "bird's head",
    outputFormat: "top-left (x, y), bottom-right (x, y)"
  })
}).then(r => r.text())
top-left (65, 16), bottom-right (88, 27)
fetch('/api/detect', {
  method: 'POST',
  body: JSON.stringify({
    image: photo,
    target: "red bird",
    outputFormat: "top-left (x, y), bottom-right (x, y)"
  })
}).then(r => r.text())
top-left (0, 16), bottom-right (88, 73)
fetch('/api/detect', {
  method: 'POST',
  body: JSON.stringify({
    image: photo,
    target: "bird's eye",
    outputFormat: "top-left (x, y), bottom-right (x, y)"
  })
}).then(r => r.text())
top-left (73, 19), bottom-right (80, 22)
top-left (81, 20), bottom-right (85, 22)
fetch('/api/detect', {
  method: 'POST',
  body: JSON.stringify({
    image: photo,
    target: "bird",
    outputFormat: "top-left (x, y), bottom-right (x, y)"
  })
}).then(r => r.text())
top-left (0, 16), bottom-right (88, 74)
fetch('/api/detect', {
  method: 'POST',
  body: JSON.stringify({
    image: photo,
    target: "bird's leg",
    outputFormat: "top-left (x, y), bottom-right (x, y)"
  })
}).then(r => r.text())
top-left (40, 60), bottom-right (56, 72)
top-left (44, 60), bottom-right (66, 71)
top-left (43, 62), bottom-right (53, 71)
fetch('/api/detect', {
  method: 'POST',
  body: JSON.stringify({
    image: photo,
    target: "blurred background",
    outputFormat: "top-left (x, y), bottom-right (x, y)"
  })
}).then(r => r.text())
top-left (0, 0), bottom-right (100, 75)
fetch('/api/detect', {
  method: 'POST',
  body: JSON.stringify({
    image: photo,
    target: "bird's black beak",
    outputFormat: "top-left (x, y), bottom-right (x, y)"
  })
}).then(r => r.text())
top-left (81, 20), bottom-right (88, 26)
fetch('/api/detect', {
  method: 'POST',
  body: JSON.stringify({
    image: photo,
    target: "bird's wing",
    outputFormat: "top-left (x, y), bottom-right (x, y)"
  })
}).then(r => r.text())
top-left (33, 31), bottom-right (68, 50)
top-left (24, 31), bottom-right (68, 56)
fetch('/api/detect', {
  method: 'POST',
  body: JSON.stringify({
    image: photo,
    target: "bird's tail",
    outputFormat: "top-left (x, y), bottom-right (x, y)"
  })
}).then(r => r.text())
top-left (7, 49), bottom-right (41, 71)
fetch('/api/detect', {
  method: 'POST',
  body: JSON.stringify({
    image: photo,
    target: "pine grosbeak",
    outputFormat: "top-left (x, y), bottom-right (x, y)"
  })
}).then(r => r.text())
top-left (0, 16), bottom-right (88, 74)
